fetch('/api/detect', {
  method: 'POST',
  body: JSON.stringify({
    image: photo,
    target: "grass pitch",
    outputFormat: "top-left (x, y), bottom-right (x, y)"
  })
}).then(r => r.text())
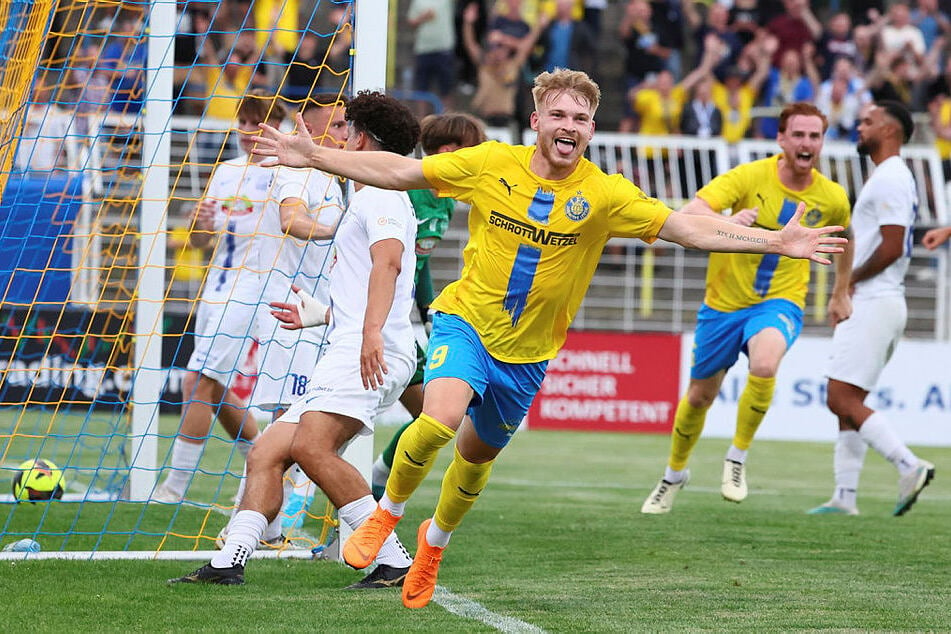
top-left (1, 427), bottom-right (948, 632)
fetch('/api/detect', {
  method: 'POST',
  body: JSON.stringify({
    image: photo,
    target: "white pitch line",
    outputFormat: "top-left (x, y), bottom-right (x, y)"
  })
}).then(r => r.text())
top-left (433, 587), bottom-right (548, 634)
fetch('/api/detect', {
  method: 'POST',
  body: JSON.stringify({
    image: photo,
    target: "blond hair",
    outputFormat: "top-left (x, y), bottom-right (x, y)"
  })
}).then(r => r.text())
top-left (531, 69), bottom-right (601, 115)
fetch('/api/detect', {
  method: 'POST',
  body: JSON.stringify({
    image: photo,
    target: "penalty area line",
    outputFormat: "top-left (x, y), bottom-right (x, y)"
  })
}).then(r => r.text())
top-left (433, 586), bottom-right (547, 634)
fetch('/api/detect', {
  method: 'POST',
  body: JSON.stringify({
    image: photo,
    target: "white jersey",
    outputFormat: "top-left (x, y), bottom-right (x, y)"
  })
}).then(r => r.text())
top-left (851, 155), bottom-right (917, 299)
top-left (256, 166), bottom-right (344, 307)
top-left (327, 186), bottom-right (416, 359)
top-left (201, 156), bottom-right (274, 304)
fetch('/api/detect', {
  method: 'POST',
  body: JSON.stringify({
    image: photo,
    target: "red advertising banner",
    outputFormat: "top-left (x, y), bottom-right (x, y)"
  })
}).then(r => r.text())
top-left (528, 331), bottom-right (681, 434)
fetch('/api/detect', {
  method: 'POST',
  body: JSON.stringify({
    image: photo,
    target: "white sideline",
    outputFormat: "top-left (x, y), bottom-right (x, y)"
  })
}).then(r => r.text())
top-left (433, 587), bottom-right (548, 634)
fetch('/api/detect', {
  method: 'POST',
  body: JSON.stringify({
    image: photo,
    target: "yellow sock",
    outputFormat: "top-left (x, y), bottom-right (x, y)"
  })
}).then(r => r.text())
top-left (433, 446), bottom-right (494, 533)
top-left (668, 396), bottom-right (710, 471)
top-left (386, 413), bottom-right (456, 503)
top-left (734, 375), bottom-right (776, 450)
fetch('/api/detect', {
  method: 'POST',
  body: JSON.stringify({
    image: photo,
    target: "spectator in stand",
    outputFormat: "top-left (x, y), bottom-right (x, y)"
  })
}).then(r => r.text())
top-left (100, 10), bottom-right (147, 115)
top-left (760, 44), bottom-right (820, 137)
top-left (881, 1), bottom-right (927, 67)
top-left (852, 23), bottom-right (878, 74)
top-left (583, 0), bottom-right (607, 37)
top-left (651, 0), bottom-right (702, 80)
top-left (680, 75), bottom-right (722, 138)
top-left (626, 51), bottom-right (720, 137)
top-left (536, 0), bottom-right (597, 77)
top-left (912, 0), bottom-right (950, 50)
top-left (928, 92), bottom-right (951, 178)
top-left (714, 35), bottom-right (774, 143)
top-left (926, 52), bottom-right (951, 102)
top-left (14, 79), bottom-right (73, 173)
top-left (729, 0), bottom-right (763, 48)
top-left (278, 7), bottom-right (352, 99)
top-left (407, 0), bottom-right (457, 111)
top-left (696, 2), bottom-right (743, 80)
top-left (619, 0), bottom-right (670, 131)
top-left (816, 57), bottom-right (873, 140)
top-left (817, 12), bottom-right (859, 79)
top-left (489, 0), bottom-right (531, 42)
top-left (765, 0), bottom-right (821, 68)
top-left (866, 48), bottom-right (918, 106)
top-left (461, 2), bottom-right (548, 127)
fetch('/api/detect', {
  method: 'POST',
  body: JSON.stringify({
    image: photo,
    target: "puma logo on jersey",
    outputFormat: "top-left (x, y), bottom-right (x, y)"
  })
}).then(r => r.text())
top-left (499, 177), bottom-right (517, 196)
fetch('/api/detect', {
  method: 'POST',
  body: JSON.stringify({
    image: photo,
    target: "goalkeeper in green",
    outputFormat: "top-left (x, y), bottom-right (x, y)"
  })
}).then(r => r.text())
top-left (370, 112), bottom-right (487, 500)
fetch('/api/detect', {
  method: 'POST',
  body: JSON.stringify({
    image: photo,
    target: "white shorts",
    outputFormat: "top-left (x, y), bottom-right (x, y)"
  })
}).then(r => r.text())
top-left (186, 299), bottom-right (257, 385)
top-left (827, 295), bottom-right (906, 391)
top-left (252, 325), bottom-right (329, 412)
top-left (277, 343), bottom-right (414, 433)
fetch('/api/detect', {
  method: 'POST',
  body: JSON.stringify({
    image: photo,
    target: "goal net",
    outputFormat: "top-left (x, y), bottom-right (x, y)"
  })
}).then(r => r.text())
top-left (1, 0), bottom-right (383, 559)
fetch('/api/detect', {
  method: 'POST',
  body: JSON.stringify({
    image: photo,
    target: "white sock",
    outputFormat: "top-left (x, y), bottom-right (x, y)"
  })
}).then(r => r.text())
top-left (262, 516), bottom-right (282, 541)
top-left (379, 492), bottom-right (405, 517)
top-left (663, 467), bottom-right (686, 484)
top-left (339, 495), bottom-right (412, 568)
top-left (211, 509), bottom-right (266, 569)
top-left (288, 463), bottom-right (315, 496)
top-left (338, 495), bottom-right (376, 529)
top-left (425, 518), bottom-right (452, 548)
top-left (833, 430), bottom-right (866, 508)
top-left (725, 445), bottom-right (747, 464)
top-left (163, 438), bottom-right (204, 495)
top-left (371, 455), bottom-right (390, 490)
top-left (858, 412), bottom-right (919, 475)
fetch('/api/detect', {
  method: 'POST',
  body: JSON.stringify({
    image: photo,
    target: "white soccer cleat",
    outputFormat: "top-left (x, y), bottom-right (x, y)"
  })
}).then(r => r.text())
top-left (151, 483), bottom-right (183, 504)
top-left (641, 471), bottom-right (690, 514)
top-left (721, 459), bottom-right (748, 503)
top-left (894, 459), bottom-right (935, 516)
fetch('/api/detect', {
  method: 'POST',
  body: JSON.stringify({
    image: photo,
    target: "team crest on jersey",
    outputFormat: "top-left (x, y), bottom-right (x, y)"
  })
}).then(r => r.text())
top-left (223, 195), bottom-right (255, 216)
top-left (805, 208), bottom-right (822, 226)
top-left (564, 192), bottom-right (590, 222)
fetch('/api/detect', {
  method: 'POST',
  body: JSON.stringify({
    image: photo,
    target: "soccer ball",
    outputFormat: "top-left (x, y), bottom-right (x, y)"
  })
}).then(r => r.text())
top-left (12, 459), bottom-right (65, 502)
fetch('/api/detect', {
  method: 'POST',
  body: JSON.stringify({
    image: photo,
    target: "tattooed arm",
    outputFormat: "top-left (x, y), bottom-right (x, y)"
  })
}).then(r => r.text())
top-left (658, 202), bottom-right (846, 264)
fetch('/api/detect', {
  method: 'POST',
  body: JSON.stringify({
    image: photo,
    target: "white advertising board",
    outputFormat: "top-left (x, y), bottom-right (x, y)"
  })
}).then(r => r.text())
top-left (681, 334), bottom-right (951, 447)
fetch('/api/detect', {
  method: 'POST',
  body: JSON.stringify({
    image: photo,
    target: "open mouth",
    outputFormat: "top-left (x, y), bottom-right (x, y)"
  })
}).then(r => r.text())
top-left (554, 136), bottom-right (577, 156)
top-left (795, 151), bottom-right (813, 163)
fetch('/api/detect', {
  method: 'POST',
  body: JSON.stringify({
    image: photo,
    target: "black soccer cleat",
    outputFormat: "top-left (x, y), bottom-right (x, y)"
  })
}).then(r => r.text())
top-left (168, 563), bottom-right (245, 585)
top-left (345, 564), bottom-right (410, 589)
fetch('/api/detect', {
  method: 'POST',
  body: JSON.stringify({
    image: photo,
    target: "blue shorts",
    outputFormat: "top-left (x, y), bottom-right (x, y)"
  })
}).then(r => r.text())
top-left (424, 312), bottom-right (548, 449)
top-left (690, 299), bottom-right (803, 380)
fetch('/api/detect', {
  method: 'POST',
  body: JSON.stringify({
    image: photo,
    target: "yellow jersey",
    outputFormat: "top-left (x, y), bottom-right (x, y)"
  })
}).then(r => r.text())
top-left (633, 87), bottom-right (686, 136)
top-left (696, 154), bottom-right (850, 312)
top-left (711, 83), bottom-right (755, 144)
top-left (422, 141), bottom-right (674, 363)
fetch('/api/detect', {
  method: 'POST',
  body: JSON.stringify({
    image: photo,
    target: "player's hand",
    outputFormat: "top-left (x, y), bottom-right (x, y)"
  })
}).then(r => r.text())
top-left (922, 226), bottom-right (951, 250)
top-left (254, 112), bottom-right (320, 168)
top-left (269, 285), bottom-right (329, 329)
top-left (778, 202), bottom-right (847, 264)
top-left (194, 199), bottom-right (217, 231)
top-left (827, 292), bottom-right (852, 326)
top-left (360, 329), bottom-right (387, 391)
top-left (730, 207), bottom-right (757, 227)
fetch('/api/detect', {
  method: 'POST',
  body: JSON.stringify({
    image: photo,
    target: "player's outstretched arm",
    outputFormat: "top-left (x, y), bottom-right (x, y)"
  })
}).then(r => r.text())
top-left (922, 226), bottom-right (951, 250)
top-left (253, 113), bottom-right (431, 191)
top-left (659, 201), bottom-right (847, 264)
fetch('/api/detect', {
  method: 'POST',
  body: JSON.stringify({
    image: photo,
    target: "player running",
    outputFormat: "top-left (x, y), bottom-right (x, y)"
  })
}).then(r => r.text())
top-left (252, 70), bottom-right (846, 608)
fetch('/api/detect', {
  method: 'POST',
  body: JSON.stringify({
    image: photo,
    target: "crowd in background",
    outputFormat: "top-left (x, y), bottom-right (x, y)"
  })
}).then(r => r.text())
top-left (20, 0), bottom-right (951, 175)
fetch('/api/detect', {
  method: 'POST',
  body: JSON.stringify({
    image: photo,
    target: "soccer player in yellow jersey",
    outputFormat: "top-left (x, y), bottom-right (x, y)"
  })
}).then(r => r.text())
top-left (642, 102), bottom-right (854, 515)
top-left (253, 72), bottom-right (846, 609)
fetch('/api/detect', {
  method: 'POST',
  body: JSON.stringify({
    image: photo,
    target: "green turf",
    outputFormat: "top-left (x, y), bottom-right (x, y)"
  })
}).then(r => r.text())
top-left (1, 426), bottom-right (948, 632)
